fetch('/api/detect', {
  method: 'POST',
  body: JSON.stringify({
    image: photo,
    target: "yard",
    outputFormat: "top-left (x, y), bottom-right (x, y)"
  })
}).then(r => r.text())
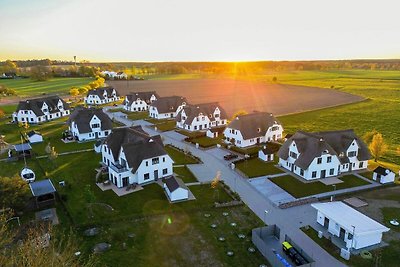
top-left (146, 118), bottom-right (176, 132)
top-left (126, 111), bottom-right (149, 121)
top-left (0, 77), bottom-right (93, 97)
top-left (189, 135), bottom-right (223, 148)
top-left (173, 166), bottom-right (198, 183)
top-left (165, 145), bottom-right (200, 165)
top-left (235, 158), bottom-right (284, 178)
top-left (270, 174), bottom-right (371, 198)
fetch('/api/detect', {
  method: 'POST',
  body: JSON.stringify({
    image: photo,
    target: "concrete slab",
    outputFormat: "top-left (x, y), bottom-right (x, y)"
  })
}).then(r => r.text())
top-left (320, 177), bottom-right (344, 185)
top-left (343, 197), bottom-right (368, 208)
top-left (35, 208), bottom-right (59, 225)
top-left (249, 177), bottom-right (296, 205)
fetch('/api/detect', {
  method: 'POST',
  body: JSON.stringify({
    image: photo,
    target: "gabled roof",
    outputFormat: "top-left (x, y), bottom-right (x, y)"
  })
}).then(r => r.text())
top-left (311, 202), bottom-right (390, 235)
top-left (87, 86), bottom-right (119, 100)
top-left (373, 166), bottom-right (393, 175)
top-left (29, 179), bottom-right (56, 197)
top-left (125, 91), bottom-right (159, 104)
top-left (226, 112), bottom-right (281, 140)
top-left (103, 126), bottom-right (168, 173)
top-left (176, 102), bottom-right (228, 125)
top-left (27, 130), bottom-right (41, 137)
top-left (164, 176), bottom-right (187, 192)
top-left (150, 96), bottom-right (187, 113)
top-left (68, 107), bottom-right (112, 134)
top-left (14, 143), bottom-right (32, 152)
top-left (16, 96), bottom-right (69, 116)
top-left (278, 129), bottom-right (371, 169)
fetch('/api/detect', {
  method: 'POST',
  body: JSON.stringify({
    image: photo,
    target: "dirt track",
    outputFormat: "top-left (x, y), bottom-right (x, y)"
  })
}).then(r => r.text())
top-left (108, 79), bottom-right (364, 116)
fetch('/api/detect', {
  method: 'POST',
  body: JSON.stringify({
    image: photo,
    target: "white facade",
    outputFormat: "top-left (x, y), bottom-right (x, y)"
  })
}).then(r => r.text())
top-left (101, 144), bottom-right (174, 188)
top-left (149, 104), bottom-right (186, 120)
top-left (312, 202), bottom-right (389, 250)
top-left (27, 133), bottom-right (43, 144)
top-left (206, 130), bottom-right (219, 138)
top-left (176, 106), bottom-right (227, 131)
top-left (69, 115), bottom-right (111, 141)
top-left (223, 123), bottom-right (283, 148)
top-left (124, 94), bottom-right (157, 112)
top-left (84, 88), bottom-right (120, 105)
top-left (373, 169), bottom-right (395, 184)
top-left (164, 184), bottom-right (189, 202)
top-left (13, 99), bottom-right (70, 124)
top-left (101, 71), bottom-right (127, 79)
top-left (258, 150), bottom-right (274, 162)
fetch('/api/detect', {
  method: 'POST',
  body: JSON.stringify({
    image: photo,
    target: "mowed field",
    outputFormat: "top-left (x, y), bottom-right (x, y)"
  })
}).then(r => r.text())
top-left (0, 77), bottom-right (93, 99)
top-left (107, 79), bottom-right (363, 116)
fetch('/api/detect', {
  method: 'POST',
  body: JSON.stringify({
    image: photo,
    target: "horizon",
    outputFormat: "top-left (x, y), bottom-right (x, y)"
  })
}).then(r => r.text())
top-left (1, 0), bottom-right (399, 62)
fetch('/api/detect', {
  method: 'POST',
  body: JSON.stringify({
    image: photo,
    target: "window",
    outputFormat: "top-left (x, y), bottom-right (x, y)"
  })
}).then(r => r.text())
top-left (300, 169), bottom-right (304, 176)
top-left (24, 111), bottom-right (28, 114)
top-left (290, 151), bottom-right (297, 159)
top-left (163, 168), bottom-right (168, 175)
top-left (144, 173), bottom-right (150, 180)
top-left (348, 151), bottom-right (357, 157)
top-left (152, 157), bottom-right (159, 165)
top-left (317, 158), bottom-right (322, 164)
top-left (146, 161), bottom-right (148, 167)
top-left (163, 157), bottom-right (166, 162)
top-left (327, 156), bottom-right (332, 163)
top-left (92, 123), bottom-right (100, 128)
top-left (105, 131), bottom-right (109, 136)
top-left (329, 168), bottom-right (334, 175)
top-left (312, 171), bottom-right (317, 178)
top-left (359, 162), bottom-right (364, 168)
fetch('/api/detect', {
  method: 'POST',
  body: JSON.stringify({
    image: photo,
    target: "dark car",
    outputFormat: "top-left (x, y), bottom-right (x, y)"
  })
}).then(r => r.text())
top-left (224, 154), bottom-right (238, 160)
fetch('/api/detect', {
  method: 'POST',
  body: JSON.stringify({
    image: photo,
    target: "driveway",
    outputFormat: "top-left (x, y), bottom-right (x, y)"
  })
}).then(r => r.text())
top-left (249, 176), bottom-right (296, 206)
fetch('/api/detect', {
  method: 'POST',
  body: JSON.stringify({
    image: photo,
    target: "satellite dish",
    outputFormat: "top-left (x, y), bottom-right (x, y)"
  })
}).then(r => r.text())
top-left (21, 167), bottom-right (35, 183)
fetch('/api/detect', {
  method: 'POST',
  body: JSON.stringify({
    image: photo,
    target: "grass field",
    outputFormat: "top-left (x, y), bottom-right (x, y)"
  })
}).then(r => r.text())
top-left (164, 145), bottom-right (200, 165)
top-left (0, 77), bottom-right (93, 97)
top-left (270, 174), bottom-right (371, 198)
top-left (235, 158), bottom-right (283, 178)
top-left (173, 166), bottom-right (198, 183)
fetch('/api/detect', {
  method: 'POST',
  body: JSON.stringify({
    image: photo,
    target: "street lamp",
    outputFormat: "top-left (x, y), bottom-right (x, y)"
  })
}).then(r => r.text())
top-left (330, 184), bottom-right (337, 202)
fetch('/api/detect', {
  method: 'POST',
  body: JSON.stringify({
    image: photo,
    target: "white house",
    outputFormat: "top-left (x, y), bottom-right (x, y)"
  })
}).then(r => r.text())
top-left (26, 131), bottom-right (43, 144)
top-left (13, 96), bottom-right (70, 124)
top-left (124, 91), bottom-right (159, 112)
top-left (101, 71), bottom-right (127, 79)
top-left (223, 112), bottom-right (283, 148)
top-left (101, 126), bottom-right (174, 188)
top-left (149, 96), bottom-right (187, 120)
top-left (258, 147), bottom-right (274, 162)
top-left (278, 130), bottom-right (371, 180)
top-left (163, 176), bottom-right (189, 202)
top-left (312, 202), bottom-right (390, 250)
top-left (84, 87), bottom-right (120, 105)
top-left (372, 166), bottom-right (396, 184)
top-left (176, 102), bottom-right (228, 131)
top-left (68, 107), bottom-right (113, 141)
top-left (206, 128), bottom-right (223, 139)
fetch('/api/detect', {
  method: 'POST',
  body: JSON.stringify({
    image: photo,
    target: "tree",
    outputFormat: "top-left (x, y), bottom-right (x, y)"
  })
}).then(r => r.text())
top-left (69, 87), bottom-right (79, 98)
top-left (30, 66), bottom-right (52, 81)
top-left (230, 110), bottom-right (248, 121)
top-left (45, 142), bottom-right (52, 154)
top-left (2, 60), bottom-right (18, 74)
top-left (0, 175), bottom-right (30, 210)
top-left (0, 85), bottom-right (17, 97)
top-left (362, 129), bottom-right (378, 144)
top-left (272, 76), bottom-right (277, 82)
top-left (369, 133), bottom-right (388, 162)
top-left (0, 108), bottom-right (5, 118)
top-left (49, 146), bottom-right (58, 161)
top-left (396, 146), bottom-right (400, 156)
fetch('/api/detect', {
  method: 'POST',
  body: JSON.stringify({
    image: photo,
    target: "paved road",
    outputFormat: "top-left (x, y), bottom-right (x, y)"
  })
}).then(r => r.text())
top-left (104, 108), bottom-right (347, 267)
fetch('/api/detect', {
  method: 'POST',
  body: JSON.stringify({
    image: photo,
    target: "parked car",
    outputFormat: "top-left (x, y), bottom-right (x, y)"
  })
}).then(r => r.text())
top-left (224, 154), bottom-right (238, 160)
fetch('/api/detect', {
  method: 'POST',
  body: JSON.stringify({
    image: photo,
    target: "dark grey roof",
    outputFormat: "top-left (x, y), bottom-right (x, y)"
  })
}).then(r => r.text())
top-left (373, 166), bottom-right (393, 175)
top-left (68, 107), bottom-right (112, 134)
top-left (14, 143), bottom-right (32, 152)
top-left (87, 86), bottom-right (119, 100)
top-left (260, 147), bottom-right (275, 155)
top-left (27, 130), bottom-right (41, 137)
top-left (278, 129), bottom-right (371, 169)
top-left (16, 96), bottom-right (69, 116)
top-left (125, 91), bottom-right (159, 105)
top-left (151, 96), bottom-right (187, 113)
top-left (176, 102), bottom-right (227, 125)
top-left (29, 179), bottom-right (56, 197)
top-left (165, 176), bottom-right (180, 192)
top-left (104, 126), bottom-right (168, 173)
top-left (226, 112), bottom-right (281, 140)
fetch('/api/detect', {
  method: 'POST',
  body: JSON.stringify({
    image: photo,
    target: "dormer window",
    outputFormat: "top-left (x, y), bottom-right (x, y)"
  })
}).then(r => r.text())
top-left (257, 128), bottom-right (261, 133)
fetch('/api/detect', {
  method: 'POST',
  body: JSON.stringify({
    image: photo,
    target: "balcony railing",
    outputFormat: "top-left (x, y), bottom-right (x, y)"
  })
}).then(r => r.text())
top-left (109, 163), bottom-right (129, 173)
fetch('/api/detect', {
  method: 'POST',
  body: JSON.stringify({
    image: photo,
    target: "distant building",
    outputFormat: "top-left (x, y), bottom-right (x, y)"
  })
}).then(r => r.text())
top-left (124, 91), bottom-right (159, 112)
top-left (26, 131), bottom-right (43, 144)
top-left (278, 130), bottom-right (370, 180)
top-left (101, 71), bottom-right (127, 79)
top-left (223, 112), bottom-right (283, 148)
top-left (84, 87), bottom-right (120, 105)
top-left (372, 166), bottom-right (395, 184)
top-left (101, 126), bottom-right (174, 188)
top-left (68, 107), bottom-right (112, 141)
top-left (312, 201), bottom-right (389, 250)
top-left (163, 176), bottom-right (189, 202)
top-left (13, 96), bottom-right (70, 124)
top-left (176, 102), bottom-right (228, 131)
top-left (258, 147), bottom-right (275, 162)
top-left (149, 96), bottom-right (187, 120)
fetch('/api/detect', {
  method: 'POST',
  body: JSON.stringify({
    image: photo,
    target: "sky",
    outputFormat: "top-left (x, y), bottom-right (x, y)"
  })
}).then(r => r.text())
top-left (0, 0), bottom-right (399, 62)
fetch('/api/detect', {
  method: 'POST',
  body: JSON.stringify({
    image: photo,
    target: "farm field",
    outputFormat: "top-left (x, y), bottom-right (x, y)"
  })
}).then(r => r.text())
top-left (107, 78), bottom-right (363, 117)
top-left (0, 77), bottom-right (93, 98)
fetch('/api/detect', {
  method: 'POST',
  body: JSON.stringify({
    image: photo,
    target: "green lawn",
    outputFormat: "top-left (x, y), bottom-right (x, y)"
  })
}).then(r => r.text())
top-left (0, 77), bottom-right (93, 97)
top-left (165, 145), bottom-right (200, 165)
top-left (176, 129), bottom-right (204, 138)
top-left (127, 111), bottom-right (149, 121)
top-left (270, 174), bottom-right (371, 198)
top-left (302, 227), bottom-right (400, 267)
top-left (235, 158), bottom-right (284, 178)
top-left (173, 166), bottom-right (198, 183)
top-left (381, 207), bottom-right (400, 232)
top-left (190, 135), bottom-right (223, 148)
top-left (229, 145), bottom-right (263, 156)
top-left (267, 70), bottom-right (400, 166)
